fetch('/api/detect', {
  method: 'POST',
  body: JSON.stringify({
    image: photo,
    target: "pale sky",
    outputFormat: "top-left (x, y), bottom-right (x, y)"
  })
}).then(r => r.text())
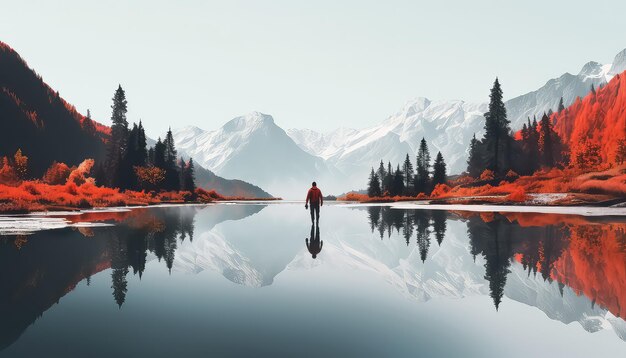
top-left (2, 0), bottom-right (625, 138)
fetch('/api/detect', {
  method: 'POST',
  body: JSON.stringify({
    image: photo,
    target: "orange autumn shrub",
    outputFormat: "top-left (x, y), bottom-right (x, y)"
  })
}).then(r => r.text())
top-left (43, 161), bottom-right (72, 185)
top-left (0, 156), bottom-right (19, 185)
top-left (506, 187), bottom-right (528, 202)
top-left (195, 187), bottom-right (223, 202)
top-left (338, 192), bottom-right (370, 201)
top-left (135, 165), bottom-right (166, 189)
top-left (67, 159), bottom-right (95, 186)
top-left (505, 170), bottom-right (519, 179)
top-left (480, 169), bottom-right (495, 181)
top-left (430, 183), bottom-right (452, 198)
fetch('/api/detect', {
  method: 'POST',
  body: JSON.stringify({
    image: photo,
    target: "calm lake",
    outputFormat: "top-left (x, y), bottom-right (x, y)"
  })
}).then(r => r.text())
top-left (0, 203), bottom-right (624, 357)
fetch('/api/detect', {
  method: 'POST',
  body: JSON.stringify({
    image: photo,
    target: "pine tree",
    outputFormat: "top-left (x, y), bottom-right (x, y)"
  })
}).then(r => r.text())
top-left (162, 128), bottom-right (180, 191)
top-left (183, 158), bottom-right (196, 192)
top-left (590, 83), bottom-right (596, 95)
top-left (467, 134), bottom-right (482, 177)
top-left (83, 109), bottom-right (96, 136)
top-left (557, 97), bottom-right (565, 113)
top-left (539, 113), bottom-right (554, 167)
top-left (377, 160), bottom-right (386, 188)
top-left (391, 164), bottom-right (405, 196)
top-left (482, 78), bottom-right (511, 175)
top-left (415, 138), bottom-right (431, 193)
top-left (136, 121), bottom-right (148, 166)
top-left (153, 138), bottom-right (166, 169)
top-left (106, 85), bottom-right (129, 187)
top-left (383, 161), bottom-right (394, 195)
top-left (179, 158), bottom-right (186, 191)
top-left (432, 151), bottom-right (447, 186)
top-left (402, 153), bottom-right (414, 189)
top-left (147, 147), bottom-right (155, 166)
top-left (367, 168), bottom-right (382, 197)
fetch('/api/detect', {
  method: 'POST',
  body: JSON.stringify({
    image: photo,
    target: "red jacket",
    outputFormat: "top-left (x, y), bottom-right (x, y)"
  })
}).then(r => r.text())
top-left (306, 187), bottom-right (323, 206)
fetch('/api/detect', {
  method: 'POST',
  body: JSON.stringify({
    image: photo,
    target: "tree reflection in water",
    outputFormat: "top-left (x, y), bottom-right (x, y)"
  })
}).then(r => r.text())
top-left (367, 207), bottom-right (626, 316)
top-left (0, 205), bottom-right (625, 351)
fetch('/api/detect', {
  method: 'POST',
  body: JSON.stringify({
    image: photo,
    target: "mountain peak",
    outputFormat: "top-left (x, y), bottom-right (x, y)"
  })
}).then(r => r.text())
top-left (578, 61), bottom-right (603, 77)
top-left (223, 112), bottom-right (275, 132)
top-left (399, 97), bottom-right (432, 117)
top-left (609, 48), bottom-right (626, 76)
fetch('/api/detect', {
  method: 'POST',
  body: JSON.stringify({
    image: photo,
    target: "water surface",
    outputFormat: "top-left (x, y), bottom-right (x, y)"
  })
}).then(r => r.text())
top-left (0, 203), bottom-right (624, 357)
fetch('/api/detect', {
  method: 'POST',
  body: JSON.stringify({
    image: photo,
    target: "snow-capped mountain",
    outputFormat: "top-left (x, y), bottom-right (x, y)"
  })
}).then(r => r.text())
top-left (173, 112), bottom-right (340, 198)
top-left (288, 98), bottom-right (486, 181)
top-left (173, 49), bottom-right (626, 195)
top-left (288, 48), bottom-right (626, 181)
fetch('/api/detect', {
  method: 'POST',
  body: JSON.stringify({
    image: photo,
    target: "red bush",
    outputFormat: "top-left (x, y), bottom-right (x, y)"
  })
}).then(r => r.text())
top-left (43, 162), bottom-right (72, 185)
top-left (506, 187), bottom-right (528, 202)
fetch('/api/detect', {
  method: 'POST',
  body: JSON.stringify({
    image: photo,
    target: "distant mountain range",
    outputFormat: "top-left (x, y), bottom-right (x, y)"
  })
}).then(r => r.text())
top-left (4, 38), bottom-right (623, 198)
top-left (0, 41), bottom-right (271, 198)
top-left (173, 112), bottom-right (339, 198)
top-left (173, 48), bottom-right (626, 197)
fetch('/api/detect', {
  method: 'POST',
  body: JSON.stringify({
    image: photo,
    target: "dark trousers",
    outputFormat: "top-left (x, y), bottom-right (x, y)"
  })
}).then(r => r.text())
top-left (310, 204), bottom-right (320, 222)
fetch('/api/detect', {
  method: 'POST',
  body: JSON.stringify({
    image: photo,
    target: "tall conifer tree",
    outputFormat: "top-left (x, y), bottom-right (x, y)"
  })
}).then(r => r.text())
top-left (367, 168), bottom-right (382, 197)
top-left (482, 78), bottom-right (511, 175)
top-left (415, 138), bottom-right (430, 193)
top-left (467, 134), bottom-right (482, 178)
top-left (106, 85), bottom-right (129, 187)
top-left (402, 153), bottom-right (414, 189)
top-left (432, 151), bottom-right (447, 186)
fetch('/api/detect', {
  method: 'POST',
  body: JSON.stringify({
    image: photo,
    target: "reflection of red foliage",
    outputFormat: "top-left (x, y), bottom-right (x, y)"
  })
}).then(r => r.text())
top-left (510, 221), bottom-right (626, 319)
top-left (550, 224), bottom-right (626, 319)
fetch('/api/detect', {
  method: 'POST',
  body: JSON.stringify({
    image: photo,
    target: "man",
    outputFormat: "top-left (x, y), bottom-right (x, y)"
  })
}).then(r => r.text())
top-left (305, 181), bottom-right (323, 223)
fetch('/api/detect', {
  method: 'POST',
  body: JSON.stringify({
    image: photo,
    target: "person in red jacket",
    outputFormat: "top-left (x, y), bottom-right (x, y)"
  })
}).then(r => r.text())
top-left (305, 181), bottom-right (323, 223)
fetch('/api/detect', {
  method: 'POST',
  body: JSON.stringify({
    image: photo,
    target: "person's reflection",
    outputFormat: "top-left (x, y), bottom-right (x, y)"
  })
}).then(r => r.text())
top-left (306, 224), bottom-right (323, 259)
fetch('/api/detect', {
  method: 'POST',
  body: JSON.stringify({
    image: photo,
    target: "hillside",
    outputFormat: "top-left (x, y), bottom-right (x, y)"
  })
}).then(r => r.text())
top-left (194, 164), bottom-right (273, 198)
top-left (0, 42), bottom-right (107, 176)
top-left (552, 71), bottom-right (626, 165)
top-left (0, 42), bottom-right (271, 199)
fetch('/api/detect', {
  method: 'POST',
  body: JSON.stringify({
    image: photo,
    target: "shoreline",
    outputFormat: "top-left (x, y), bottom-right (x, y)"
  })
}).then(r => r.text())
top-left (0, 198), bottom-right (280, 215)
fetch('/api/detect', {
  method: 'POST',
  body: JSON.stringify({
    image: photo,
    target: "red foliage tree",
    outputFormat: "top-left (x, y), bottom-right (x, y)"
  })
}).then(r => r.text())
top-left (43, 161), bottom-right (72, 185)
top-left (551, 71), bottom-right (626, 167)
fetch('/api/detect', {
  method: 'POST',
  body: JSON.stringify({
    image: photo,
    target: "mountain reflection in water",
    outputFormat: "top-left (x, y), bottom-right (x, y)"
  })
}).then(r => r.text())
top-left (0, 203), bottom-right (624, 355)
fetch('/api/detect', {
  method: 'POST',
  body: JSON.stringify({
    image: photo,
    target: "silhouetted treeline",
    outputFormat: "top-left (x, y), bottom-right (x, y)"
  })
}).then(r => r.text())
top-left (367, 141), bottom-right (447, 197)
top-left (466, 78), bottom-right (568, 178)
top-left (95, 85), bottom-right (196, 193)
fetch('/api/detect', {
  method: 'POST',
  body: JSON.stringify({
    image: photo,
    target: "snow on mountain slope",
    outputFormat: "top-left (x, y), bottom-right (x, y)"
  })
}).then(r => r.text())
top-left (289, 98), bottom-right (486, 179)
top-left (504, 60), bottom-right (612, 131)
top-left (173, 112), bottom-right (341, 198)
top-left (288, 48), bottom-right (626, 183)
